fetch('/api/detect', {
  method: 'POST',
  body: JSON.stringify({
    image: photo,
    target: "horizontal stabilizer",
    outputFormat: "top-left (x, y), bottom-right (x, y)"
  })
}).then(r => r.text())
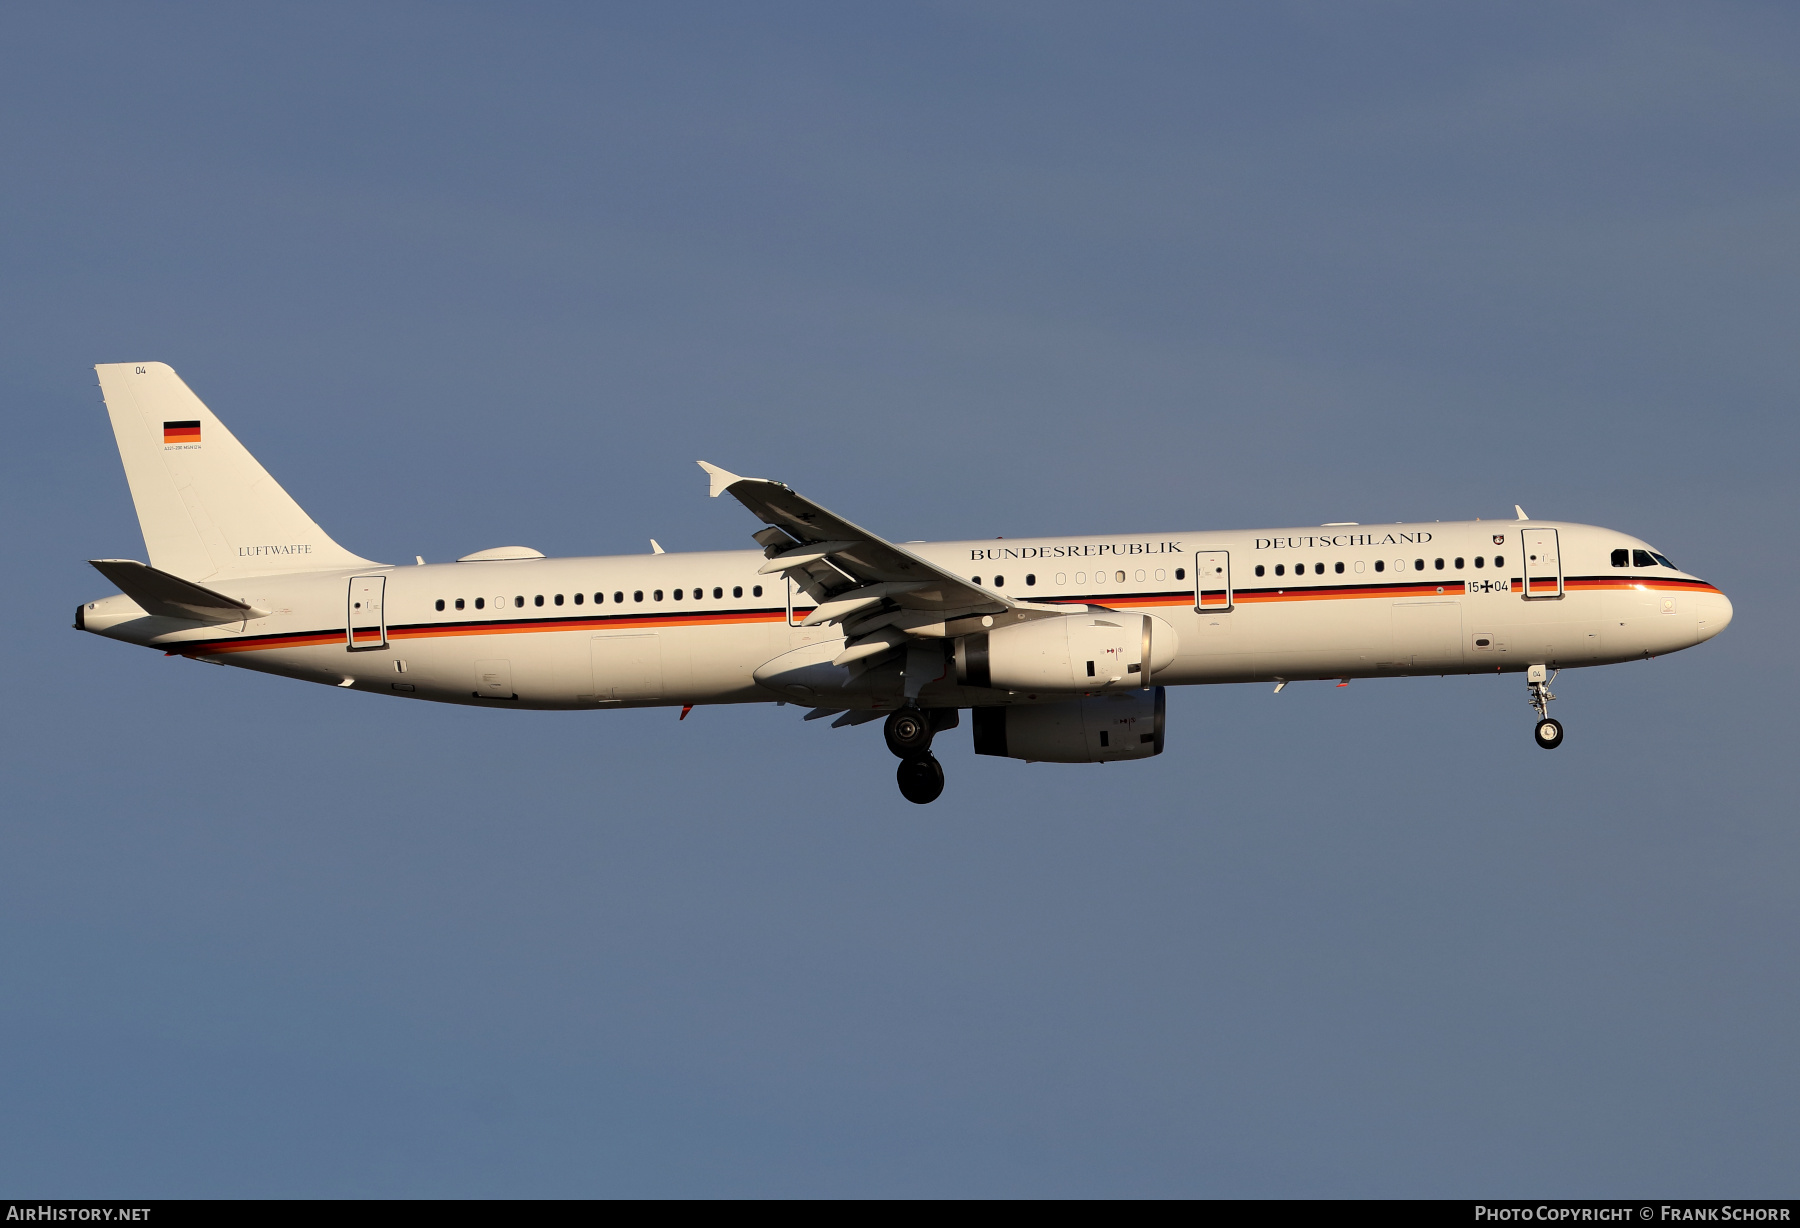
top-left (88, 559), bottom-right (268, 623)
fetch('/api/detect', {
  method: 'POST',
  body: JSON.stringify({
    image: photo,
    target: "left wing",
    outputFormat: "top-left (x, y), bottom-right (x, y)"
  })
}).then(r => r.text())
top-left (698, 461), bottom-right (1054, 669)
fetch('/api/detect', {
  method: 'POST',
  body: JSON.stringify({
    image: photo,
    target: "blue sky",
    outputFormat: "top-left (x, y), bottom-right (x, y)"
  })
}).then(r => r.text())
top-left (2, 2), bottom-right (1795, 1195)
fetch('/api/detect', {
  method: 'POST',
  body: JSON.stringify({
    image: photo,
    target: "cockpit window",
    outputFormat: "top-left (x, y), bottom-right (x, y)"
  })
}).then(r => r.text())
top-left (1610, 548), bottom-right (1629, 568)
top-left (1632, 549), bottom-right (1656, 568)
top-left (1650, 552), bottom-right (1677, 570)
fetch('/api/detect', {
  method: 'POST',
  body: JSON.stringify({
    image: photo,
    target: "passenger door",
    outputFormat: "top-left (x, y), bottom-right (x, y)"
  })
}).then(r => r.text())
top-left (346, 575), bottom-right (387, 650)
top-left (1522, 528), bottom-right (1563, 599)
top-left (1193, 551), bottom-right (1232, 612)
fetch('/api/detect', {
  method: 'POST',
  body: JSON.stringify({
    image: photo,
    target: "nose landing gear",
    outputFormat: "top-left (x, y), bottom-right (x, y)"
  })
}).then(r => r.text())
top-left (1527, 664), bottom-right (1563, 750)
top-left (885, 709), bottom-right (946, 803)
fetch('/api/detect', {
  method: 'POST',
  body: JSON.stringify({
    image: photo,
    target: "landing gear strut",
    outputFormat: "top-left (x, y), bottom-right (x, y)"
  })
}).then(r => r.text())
top-left (1528, 664), bottom-right (1563, 750)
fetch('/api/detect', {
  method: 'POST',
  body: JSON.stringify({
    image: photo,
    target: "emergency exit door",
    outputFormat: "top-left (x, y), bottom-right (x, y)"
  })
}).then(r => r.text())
top-left (1522, 529), bottom-right (1563, 599)
top-left (1194, 551), bottom-right (1232, 611)
top-left (347, 575), bottom-right (387, 650)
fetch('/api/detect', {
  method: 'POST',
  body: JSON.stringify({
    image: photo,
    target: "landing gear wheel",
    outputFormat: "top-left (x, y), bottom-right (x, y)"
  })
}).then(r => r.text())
top-left (896, 754), bottom-right (945, 804)
top-left (1534, 717), bottom-right (1564, 750)
top-left (884, 710), bottom-right (934, 758)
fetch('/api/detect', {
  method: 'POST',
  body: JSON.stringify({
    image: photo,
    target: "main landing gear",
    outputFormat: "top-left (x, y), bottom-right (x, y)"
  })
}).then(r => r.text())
top-left (1527, 664), bottom-right (1563, 750)
top-left (886, 709), bottom-right (945, 804)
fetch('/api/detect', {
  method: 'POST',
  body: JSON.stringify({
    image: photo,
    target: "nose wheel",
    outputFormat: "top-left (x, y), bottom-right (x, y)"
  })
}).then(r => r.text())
top-left (896, 754), bottom-right (945, 804)
top-left (1527, 665), bottom-right (1563, 750)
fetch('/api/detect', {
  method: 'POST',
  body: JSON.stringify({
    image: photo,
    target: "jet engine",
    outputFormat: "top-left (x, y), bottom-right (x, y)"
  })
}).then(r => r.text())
top-left (954, 612), bottom-right (1177, 692)
top-left (971, 687), bottom-right (1165, 763)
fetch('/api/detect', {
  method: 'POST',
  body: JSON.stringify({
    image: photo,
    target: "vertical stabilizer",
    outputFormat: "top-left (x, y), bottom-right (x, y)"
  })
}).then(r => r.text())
top-left (94, 362), bottom-right (375, 581)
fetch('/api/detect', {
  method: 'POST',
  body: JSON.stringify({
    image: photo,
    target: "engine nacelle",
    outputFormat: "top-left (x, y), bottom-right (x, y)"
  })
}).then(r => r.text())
top-left (954, 612), bottom-right (1177, 693)
top-left (971, 687), bottom-right (1166, 763)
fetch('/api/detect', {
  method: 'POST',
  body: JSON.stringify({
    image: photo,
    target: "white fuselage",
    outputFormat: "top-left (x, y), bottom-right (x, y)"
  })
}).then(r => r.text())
top-left (79, 519), bottom-right (1732, 712)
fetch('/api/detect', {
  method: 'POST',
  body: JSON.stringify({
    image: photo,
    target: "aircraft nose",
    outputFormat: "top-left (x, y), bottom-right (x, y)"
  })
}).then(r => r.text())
top-left (1696, 589), bottom-right (1733, 643)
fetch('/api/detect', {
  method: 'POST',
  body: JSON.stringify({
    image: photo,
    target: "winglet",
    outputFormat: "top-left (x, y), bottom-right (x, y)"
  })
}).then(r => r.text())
top-left (697, 460), bottom-right (749, 499)
top-left (1514, 505), bottom-right (1529, 521)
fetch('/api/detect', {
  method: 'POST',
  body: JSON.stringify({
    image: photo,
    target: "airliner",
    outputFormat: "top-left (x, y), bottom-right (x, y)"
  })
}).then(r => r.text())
top-left (77, 363), bottom-right (1733, 803)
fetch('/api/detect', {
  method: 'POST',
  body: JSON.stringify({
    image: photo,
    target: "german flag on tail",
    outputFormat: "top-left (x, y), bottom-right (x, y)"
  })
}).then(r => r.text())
top-left (163, 420), bottom-right (201, 444)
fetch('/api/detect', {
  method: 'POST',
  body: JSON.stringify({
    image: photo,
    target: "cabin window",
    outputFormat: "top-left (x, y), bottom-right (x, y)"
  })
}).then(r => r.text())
top-left (713, 587), bottom-right (723, 599)
top-left (1494, 555), bottom-right (1505, 567)
top-left (614, 592), bottom-right (624, 603)
top-left (972, 576), bottom-right (981, 586)
top-left (554, 594), bottom-right (564, 606)
top-left (1256, 565), bottom-right (1265, 577)
top-left (475, 597), bottom-right (485, 609)
top-left (1454, 558), bottom-right (1464, 569)
top-left (674, 589), bottom-right (683, 601)
top-left (1414, 559), bottom-right (1424, 571)
top-left (455, 598), bottom-right (465, 610)
top-left (1026, 574), bottom-right (1036, 586)
top-left (994, 575), bottom-right (1004, 587)
top-left (1434, 558), bottom-right (1444, 570)
top-left (1314, 563), bottom-right (1324, 575)
top-left (534, 595), bottom-right (545, 607)
top-left (435, 599), bottom-right (445, 611)
top-left (515, 596), bottom-right (525, 608)
top-left (1334, 562), bottom-right (1344, 574)
top-left (1474, 557), bottom-right (1485, 569)
top-left (633, 591), bottom-right (643, 603)
top-left (1274, 564), bottom-right (1284, 577)
top-left (1374, 560), bottom-right (1385, 572)
top-left (733, 586), bottom-right (743, 598)
top-left (753, 585), bottom-right (763, 597)
top-left (1611, 548), bottom-right (1629, 568)
top-left (573, 593), bottom-right (583, 604)
top-left (1175, 568), bottom-right (1185, 580)
top-left (654, 590), bottom-right (664, 601)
